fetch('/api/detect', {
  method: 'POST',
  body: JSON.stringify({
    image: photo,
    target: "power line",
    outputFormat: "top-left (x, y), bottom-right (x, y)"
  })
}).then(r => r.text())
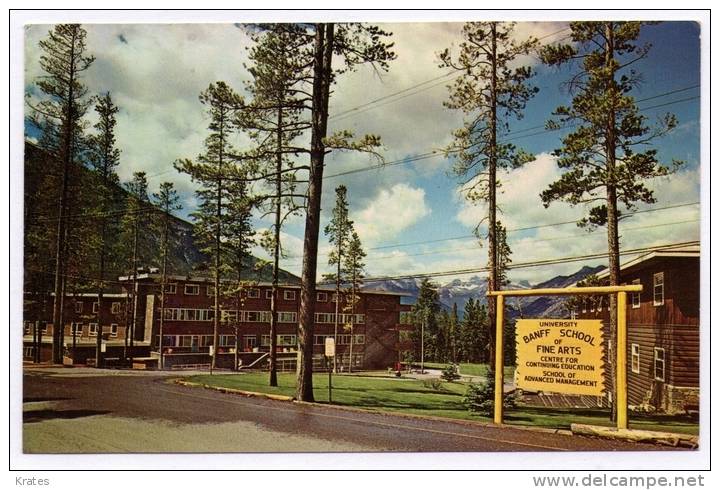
top-left (27, 87), bottom-right (701, 223)
top-left (327, 27), bottom-right (573, 124)
top-left (364, 201), bottom-right (700, 251)
top-left (344, 240), bottom-right (699, 285)
top-left (335, 218), bottom-right (700, 263)
top-left (281, 202), bottom-right (700, 264)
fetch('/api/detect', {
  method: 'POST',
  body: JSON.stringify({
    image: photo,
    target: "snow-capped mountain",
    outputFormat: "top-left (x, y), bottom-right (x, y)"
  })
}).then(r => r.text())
top-left (366, 265), bottom-right (606, 318)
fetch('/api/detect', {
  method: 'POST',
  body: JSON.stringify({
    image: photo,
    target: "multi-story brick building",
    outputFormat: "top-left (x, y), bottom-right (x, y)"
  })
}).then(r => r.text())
top-left (22, 291), bottom-right (139, 363)
top-left (24, 273), bottom-right (413, 371)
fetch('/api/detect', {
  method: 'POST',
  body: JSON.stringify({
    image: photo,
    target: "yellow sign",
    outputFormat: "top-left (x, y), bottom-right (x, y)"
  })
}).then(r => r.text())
top-left (516, 319), bottom-right (605, 396)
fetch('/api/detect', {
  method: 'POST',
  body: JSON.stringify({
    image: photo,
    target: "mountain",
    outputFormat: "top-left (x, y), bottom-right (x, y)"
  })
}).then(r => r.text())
top-left (23, 141), bottom-right (300, 291)
top-left (367, 265), bottom-right (606, 318)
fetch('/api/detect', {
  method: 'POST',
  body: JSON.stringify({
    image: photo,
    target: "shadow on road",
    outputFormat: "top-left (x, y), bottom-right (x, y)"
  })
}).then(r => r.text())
top-left (23, 409), bottom-right (111, 424)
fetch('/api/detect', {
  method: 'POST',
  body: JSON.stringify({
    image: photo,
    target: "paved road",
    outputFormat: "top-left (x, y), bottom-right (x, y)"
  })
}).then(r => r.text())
top-left (22, 367), bottom-right (680, 454)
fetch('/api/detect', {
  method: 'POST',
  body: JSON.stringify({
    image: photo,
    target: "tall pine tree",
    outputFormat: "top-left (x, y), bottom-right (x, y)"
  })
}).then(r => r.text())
top-left (27, 24), bottom-right (95, 362)
top-left (341, 229), bottom-right (366, 372)
top-left (175, 81), bottom-right (247, 373)
top-left (87, 93), bottom-right (121, 366)
top-left (152, 182), bottom-right (182, 370)
top-left (439, 22), bottom-right (538, 377)
top-left (296, 23), bottom-right (395, 401)
top-left (540, 22), bottom-right (682, 419)
top-left (323, 185), bottom-right (353, 373)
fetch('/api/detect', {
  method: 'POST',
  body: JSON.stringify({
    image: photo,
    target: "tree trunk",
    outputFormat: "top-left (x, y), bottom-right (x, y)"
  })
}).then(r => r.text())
top-left (95, 218), bottom-right (106, 367)
top-left (604, 22), bottom-right (620, 422)
top-left (211, 112), bottom-right (226, 374)
top-left (159, 206), bottom-right (169, 370)
top-left (333, 245), bottom-right (341, 373)
top-left (297, 23), bottom-right (333, 402)
top-left (269, 105), bottom-right (283, 387)
top-left (487, 23), bottom-right (499, 379)
top-left (51, 32), bottom-right (77, 364)
top-left (129, 220), bottom-right (139, 363)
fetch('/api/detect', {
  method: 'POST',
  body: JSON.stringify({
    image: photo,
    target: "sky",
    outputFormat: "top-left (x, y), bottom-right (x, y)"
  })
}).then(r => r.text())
top-left (23, 20), bottom-right (702, 286)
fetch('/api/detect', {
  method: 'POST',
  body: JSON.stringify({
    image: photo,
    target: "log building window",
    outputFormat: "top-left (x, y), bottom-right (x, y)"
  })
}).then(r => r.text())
top-left (631, 279), bottom-right (641, 308)
top-left (111, 302), bottom-right (121, 314)
top-left (75, 301), bottom-right (83, 313)
top-left (247, 289), bottom-right (260, 299)
top-left (631, 343), bottom-right (640, 374)
top-left (184, 284), bottom-right (200, 295)
top-left (317, 292), bottom-right (328, 302)
top-left (654, 347), bottom-right (666, 381)
top-left (653, 272), bottom-right (665, 306)
top-left (284, 290), bottom-right (296, 301)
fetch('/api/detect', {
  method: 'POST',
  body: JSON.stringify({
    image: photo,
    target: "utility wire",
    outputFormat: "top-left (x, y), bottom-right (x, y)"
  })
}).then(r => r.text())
top-left (342, 240), bottom-right (700, 285)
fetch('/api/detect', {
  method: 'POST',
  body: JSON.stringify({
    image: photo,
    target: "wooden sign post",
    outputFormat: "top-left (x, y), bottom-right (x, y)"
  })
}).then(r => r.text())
top-left (487, 284), bottom-right (642, 430)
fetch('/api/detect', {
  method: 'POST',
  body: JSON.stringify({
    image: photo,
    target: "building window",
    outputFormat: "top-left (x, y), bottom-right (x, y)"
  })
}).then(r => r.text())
top-left (75, 301), bottom-right (83, 313)
top-left (71, 323), bottom-right (83, 337)
top-left (284, 290), bottom-right (296, 301)
top-left (247, 289), bottom-right (260, 299)
top-left (184, 284), bottom-right (200, 295)
top-left (93, 302), bottom-right (99, 313)
top-left (317, 292), bottom-right (328, 302)
top-left (654, 347), bottom-right (666, 381)
top-left (24, 322), bottom-right (32, 335)
top-left (278, 311), bottom-right (297, 323)
top-left (221, 310), bottom-right (239, 323)
top-left (354, 334), bottom-right (365, 345)
top-left (245, 311), bottom-right (271, 323)
top-left (111, 302), bottom-right (121, 314)
top-left (166, 283), bottom-right (177, 294)
top-left (314, 335), bottom-right (331, 345)
top-left (163, 308), bottom-right (214, 322)
top-left (43, 323), bottom-right (51, 334)
top-left (631, 343), bottom-right (640, 374)
top-left (261, 335), bottom-right (296, 347)
top-left (89, 323), bottom-right (98, 336)
top-left (110, 324), bottom-right (118, 337)
top-left (653, 272), bottom-right (665, 306)
top-left (266, 289), bottom-right (274, 299)
top-left (631, 279), bottom-right (641, 308)
top-left (219, 335), bottom-right (236, 347)
top-left (278, 334), bottom-right (296, 346)
top-left (244, 335), bottom-right (257, 349)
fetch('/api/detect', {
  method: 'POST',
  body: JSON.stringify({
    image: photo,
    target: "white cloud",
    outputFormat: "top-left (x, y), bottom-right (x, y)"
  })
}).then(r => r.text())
top-left (452, 157), bottom-right (700, 284)
top-left (354, 183), bottom-right (431, 247)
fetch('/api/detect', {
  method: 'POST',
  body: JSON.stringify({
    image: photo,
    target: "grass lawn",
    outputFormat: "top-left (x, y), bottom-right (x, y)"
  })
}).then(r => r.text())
top-left (184, 372), bottom-right (698, 435)
top-left (422, 362), bottom-right (514, 379)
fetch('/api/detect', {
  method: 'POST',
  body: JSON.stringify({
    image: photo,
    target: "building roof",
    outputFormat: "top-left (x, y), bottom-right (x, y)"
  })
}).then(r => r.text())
top-left (117, 273), bottom-right (411, 296)
top-left (596, 244), bottom-right (700, 279)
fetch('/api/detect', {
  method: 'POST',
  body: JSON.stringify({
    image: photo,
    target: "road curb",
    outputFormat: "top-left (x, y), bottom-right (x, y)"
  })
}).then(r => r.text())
top-left (174, 379), bottom-right (295, 402)
top-left (173, 379), bottom-right (694, 447)
top-left (571, 423), bottom-right (699, 449)
top-left (293, 399), bottom-right (574, 437)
